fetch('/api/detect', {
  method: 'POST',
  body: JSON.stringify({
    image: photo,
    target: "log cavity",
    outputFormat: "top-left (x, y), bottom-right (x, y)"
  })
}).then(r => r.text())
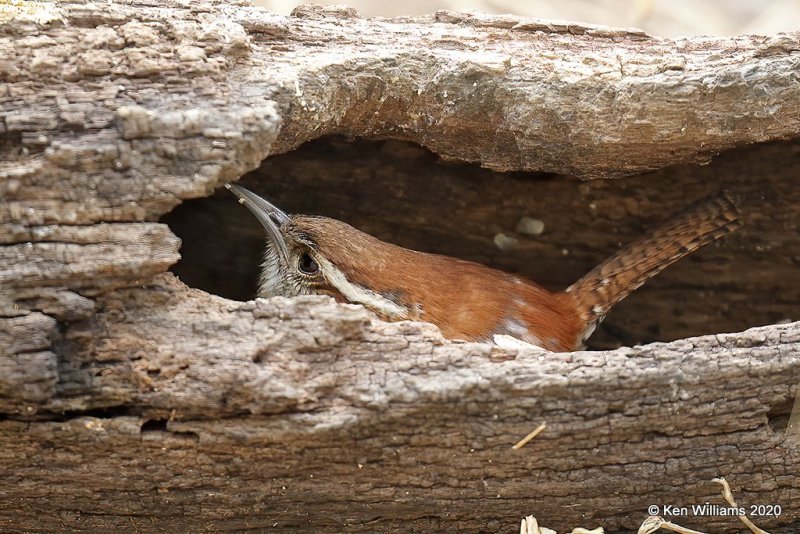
top-left (161, 136), bottom-right (798, 350)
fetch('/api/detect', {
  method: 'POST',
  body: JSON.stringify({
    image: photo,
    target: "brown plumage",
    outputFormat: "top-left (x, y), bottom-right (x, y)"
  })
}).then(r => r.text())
top-left (301, 216), bottom-right (584, 350)
top-left (227, 184), bottom-right (740, 352)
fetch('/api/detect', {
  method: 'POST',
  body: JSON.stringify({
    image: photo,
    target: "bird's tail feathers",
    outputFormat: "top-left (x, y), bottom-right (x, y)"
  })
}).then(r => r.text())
top-left (566, 193), bottom-right (741, 332)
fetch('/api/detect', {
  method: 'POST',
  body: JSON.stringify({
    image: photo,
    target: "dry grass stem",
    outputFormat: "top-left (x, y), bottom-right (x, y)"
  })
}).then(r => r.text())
top-left (512, 422), bottom-right (547, 450)
top-left (712, 478), bottom-right (770, 534)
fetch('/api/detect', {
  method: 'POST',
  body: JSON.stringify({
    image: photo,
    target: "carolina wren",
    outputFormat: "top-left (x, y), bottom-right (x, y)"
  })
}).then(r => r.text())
top-left (226, 184), bottom-right (740, 352)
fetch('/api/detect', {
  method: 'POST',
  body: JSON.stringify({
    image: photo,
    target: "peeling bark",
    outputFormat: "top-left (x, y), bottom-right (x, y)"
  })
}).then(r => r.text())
top-left (1, 1), bottom-right (799, 532)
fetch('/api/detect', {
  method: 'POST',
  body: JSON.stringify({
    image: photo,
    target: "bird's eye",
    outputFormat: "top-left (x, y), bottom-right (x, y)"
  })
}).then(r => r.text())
top-left (298, 252), bottom-right (319, 276)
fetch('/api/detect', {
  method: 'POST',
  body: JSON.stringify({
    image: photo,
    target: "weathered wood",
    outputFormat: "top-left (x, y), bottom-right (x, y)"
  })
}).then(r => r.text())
top-left (2, 274), bottom-right (800, 532)
top-left (1, 1), bottom-right (799, 532)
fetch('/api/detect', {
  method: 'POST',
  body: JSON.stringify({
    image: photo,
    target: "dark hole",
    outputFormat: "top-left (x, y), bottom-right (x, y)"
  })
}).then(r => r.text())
top-left (140, 419), bottom-right (168, 433)
top-left (162, 188), bottom-right (262, 301)
top-left (5, 406), bottom-right (135, 422)
top-left (140, 419), bottom-right (200, 442)
top-left (768, 397), bottom-right (796, 434)
top-left (160, 136), bottom-right (798, 349)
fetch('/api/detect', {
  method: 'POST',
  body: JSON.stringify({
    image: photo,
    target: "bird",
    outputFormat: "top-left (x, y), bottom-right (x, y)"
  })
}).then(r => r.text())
top-left (225, 183), bottom-right (740, 352)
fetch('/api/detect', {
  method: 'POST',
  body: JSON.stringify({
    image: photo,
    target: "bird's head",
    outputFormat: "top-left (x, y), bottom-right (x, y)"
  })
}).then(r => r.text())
top-left (225, 184), bottom-right (411, 320)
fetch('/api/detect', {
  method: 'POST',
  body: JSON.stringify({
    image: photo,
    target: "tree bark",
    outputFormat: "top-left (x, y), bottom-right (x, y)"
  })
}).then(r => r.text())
top-left (1, 1), bottom-right (799, 532)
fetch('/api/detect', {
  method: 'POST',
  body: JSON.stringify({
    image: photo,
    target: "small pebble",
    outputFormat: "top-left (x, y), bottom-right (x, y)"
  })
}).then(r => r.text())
top-left (494, 233), bottom-right (519, 252)
top-left (516, 216), bottom-right (545, 236)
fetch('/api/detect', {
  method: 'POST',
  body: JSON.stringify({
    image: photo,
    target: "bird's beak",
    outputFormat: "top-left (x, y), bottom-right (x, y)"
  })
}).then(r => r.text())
top-left (225, 184), bottom-right (291, 265)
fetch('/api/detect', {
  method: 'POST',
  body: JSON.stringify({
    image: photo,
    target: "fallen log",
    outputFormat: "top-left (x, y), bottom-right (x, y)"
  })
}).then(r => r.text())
top-left (1, 1), bottom-right (799, 532)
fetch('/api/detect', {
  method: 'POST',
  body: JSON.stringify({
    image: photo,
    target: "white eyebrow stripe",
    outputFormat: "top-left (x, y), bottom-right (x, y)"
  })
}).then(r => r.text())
top-left (315, 256), bottom-right (409, 320)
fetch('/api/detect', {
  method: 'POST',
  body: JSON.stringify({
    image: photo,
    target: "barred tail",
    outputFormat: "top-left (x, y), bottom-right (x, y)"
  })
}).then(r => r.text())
top-left (566, 194), bottom-right (741, 326)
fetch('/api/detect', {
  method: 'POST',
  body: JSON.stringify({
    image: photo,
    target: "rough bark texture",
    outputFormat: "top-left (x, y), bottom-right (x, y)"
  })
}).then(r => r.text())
top-left (1, 1), bottom-right (799, 532)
